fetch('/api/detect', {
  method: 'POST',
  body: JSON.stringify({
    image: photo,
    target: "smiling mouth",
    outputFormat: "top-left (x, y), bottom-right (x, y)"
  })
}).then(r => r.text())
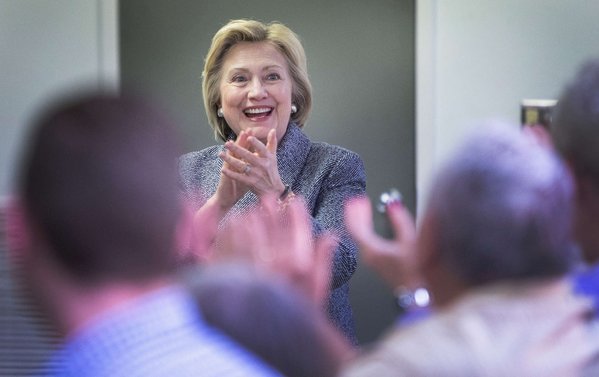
top-left (244, 107), bottom-right (273, 119)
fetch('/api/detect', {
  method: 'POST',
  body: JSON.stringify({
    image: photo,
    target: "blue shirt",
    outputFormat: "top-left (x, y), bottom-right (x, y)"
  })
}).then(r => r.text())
top-left (42, 286), bottom-right (279, 377)
top-left (574, 263), bottom-right (599, 313)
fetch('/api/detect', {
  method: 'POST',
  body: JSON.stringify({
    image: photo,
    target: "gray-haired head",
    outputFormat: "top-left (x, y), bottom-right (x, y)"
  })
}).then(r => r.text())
top-left (425, 121), bottom-right (577, 286)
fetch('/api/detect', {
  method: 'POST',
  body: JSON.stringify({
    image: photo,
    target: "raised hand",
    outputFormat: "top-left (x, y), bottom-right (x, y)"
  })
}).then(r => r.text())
top-left (344, 196), bottom-right (421, 291)
top-left (216, 194), bottom-right (336, 306)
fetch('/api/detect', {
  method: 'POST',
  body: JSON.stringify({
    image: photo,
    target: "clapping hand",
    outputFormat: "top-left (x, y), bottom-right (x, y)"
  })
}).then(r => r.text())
top-left (219, 129), bottom-right (285, 199)
top-left (344, 196), bottom-right (421, 291)
top-left (209, 194), bottom-right (336, 306)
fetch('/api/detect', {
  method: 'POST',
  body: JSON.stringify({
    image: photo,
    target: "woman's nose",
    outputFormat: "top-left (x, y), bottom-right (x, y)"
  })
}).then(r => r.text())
top-left (248, 78), bottom-right (267, 99)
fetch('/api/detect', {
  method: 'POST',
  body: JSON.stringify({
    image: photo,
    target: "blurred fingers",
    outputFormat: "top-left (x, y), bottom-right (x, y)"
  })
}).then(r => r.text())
top-left (286, 197), bottom-right (313, 269)
top-left (265, 129), bottom-right (278, 154)
top-left (312, 232), bottom-right (336, 304)
top-left (344, 196), bottom-right (375, 242)
top-left (386, 202), bottom-right (417, 244)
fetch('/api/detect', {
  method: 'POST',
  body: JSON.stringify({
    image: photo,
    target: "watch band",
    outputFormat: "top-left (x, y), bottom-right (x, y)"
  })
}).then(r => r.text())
top-left (394, 286), bottom-right (431, 311)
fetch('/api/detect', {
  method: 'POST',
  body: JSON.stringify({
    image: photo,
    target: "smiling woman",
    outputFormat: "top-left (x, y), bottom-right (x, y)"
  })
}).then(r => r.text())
top-left (178, 19), bottom-right (367, 343)
top-left (218, 41), bottom-right (293, 143)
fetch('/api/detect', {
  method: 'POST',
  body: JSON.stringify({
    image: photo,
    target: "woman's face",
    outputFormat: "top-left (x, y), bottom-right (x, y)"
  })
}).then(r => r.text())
top-left (219, 41), bottom-right (293, 143)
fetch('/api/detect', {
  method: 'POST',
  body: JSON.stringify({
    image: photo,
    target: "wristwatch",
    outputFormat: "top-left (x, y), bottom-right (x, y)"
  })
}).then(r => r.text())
top-left (394, 286), bottom-right (431, 312)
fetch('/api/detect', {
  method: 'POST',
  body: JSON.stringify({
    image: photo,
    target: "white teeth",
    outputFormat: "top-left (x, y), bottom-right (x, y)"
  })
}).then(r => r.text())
top-left (244, 107), bottom-right (271, 114)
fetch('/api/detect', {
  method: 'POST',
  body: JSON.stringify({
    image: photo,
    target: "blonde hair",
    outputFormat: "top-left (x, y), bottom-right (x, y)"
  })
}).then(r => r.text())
top-left (202, 19), bottom-right (312, 141)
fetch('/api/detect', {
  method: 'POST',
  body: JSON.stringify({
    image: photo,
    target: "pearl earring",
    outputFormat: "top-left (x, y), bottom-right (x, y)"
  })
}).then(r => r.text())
top-left (291, 104), bottom-right (297, 114)
top-left (217, 108), bottom-right (224, 117)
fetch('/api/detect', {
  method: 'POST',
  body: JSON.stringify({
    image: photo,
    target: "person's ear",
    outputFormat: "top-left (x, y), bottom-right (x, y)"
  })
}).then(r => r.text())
top-left (575, 174), bottom-right (599, 216)
top-left (174, 197), bottom-right (197, 263)
top-left (4, 196), bottom-right (32, 262)
top-left (417, 210), bottom-right (441, 273)
top-left (522, 124), bottom-right (554, 149)
top-left (566, 162), bottom-right (599, 207)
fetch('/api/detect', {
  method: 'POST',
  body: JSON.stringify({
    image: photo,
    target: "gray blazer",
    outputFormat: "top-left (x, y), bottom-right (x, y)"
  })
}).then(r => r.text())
top-left (178, 123), bottom-right (366, 342)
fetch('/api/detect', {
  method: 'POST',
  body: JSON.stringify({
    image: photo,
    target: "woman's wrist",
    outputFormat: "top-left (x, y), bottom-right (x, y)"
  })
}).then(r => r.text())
top-left (279, 184), bottom-right (292, 200)
top-left (277, 184), bottom-right (296, 211)
top-left (206, 194), bottom-right (233, 217)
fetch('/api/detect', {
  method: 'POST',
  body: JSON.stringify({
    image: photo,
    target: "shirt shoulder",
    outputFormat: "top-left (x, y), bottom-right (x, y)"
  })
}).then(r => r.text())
top-left (46, 288), bottom-right (280, 377)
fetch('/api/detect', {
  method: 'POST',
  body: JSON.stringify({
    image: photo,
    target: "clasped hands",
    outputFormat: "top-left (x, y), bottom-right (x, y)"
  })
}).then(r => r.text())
top-left (214, 128), bottom-right (285, 210)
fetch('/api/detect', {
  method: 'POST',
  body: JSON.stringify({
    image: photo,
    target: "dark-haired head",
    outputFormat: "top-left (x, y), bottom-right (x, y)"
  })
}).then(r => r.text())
top-left (18, 91), bottom-right (182, 284)
top-left (553, 59), bottom-right (599, 184)
top-left (551, 59), bottom-right (599, 262)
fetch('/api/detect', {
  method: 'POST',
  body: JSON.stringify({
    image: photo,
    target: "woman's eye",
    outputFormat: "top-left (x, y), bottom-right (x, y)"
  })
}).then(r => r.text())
top-left (266, 73), bottom-right (281, 81)
top-left (231, 75), bottom-right (247, 83)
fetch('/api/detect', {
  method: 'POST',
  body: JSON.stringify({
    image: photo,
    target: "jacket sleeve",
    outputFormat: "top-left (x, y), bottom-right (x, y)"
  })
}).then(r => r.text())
top-left (310, 149), bottom-right (366, 289)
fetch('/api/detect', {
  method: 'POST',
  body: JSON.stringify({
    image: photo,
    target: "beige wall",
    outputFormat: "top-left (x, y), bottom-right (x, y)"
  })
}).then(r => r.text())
top-left (0, 1), bottom-right (118, 375)
top-left (0, 0), bottom-right (118, 197)
top-left (417, 0), bottom-right (599, 213)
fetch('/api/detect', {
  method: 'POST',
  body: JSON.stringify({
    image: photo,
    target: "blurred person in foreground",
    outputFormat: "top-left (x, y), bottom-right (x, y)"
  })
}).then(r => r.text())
top-left (4, 92), bottom-right (278, 377)
top-left (342, 122), bottom-right (599, 376)
top-left (552, 59), bottom-right (599, 308)
top-left (178, 19), bottom-right (366, 342)
top-left (189, 262), bottom-right (352, 377)
top-left (186, 190), bottom-right (355, 376)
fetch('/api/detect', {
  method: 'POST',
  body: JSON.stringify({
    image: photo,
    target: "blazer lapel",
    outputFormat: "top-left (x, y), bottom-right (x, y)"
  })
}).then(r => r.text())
top-left (276, 123), bottom-right (311, 189)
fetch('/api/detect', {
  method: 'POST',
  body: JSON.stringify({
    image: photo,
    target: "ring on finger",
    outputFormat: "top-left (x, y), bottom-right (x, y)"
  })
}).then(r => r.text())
top-left (243, 163), bottom-right (252, 175)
